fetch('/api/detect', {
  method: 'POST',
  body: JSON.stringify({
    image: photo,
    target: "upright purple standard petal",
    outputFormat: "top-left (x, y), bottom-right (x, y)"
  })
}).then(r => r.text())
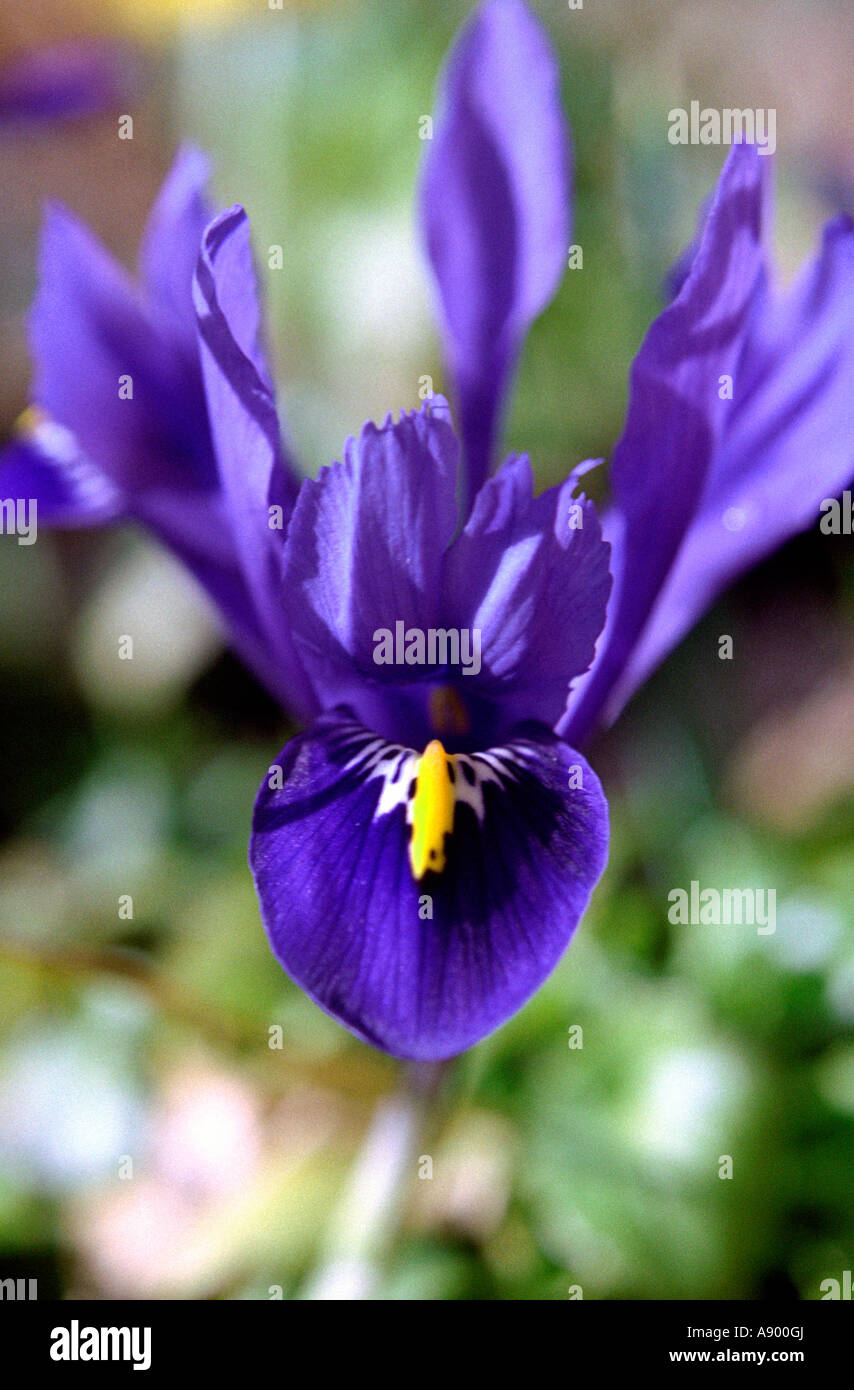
top-left (193, 206), bottom-right (316, 719)
top-left (251, 711), bottom-right (608, 1060)
top-left (420, 0), bottom-right (571, 504)
top-left (562, 144), bottom-right (769, 745)
top-left (139, 144), bottom-right (214, 339)
top-left (280, 398), bottom-right (460, 735)
top-left (442, 455), bottom-right (611, 731)
top-left (613, 214), bottom-right (854, 706)
top-left (281, 400), bottom-right (610, 751)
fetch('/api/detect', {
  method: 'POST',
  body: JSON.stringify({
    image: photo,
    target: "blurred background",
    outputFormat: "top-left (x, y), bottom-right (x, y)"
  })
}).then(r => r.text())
top-left (1, 0), bottom-right (854, 1300)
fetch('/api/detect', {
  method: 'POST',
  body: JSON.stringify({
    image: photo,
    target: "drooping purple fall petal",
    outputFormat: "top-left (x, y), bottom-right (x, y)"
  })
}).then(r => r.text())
top-left (251, 710), bottom-right (608, 1060)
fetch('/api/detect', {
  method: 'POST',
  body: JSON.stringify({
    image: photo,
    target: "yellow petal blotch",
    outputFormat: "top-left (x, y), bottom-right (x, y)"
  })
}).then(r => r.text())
top-left (408, 739), bottom-right (455, 879)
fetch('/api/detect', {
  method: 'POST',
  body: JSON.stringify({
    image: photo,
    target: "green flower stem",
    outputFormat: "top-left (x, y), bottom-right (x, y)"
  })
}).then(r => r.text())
top-left (302, 1061), bottom-right (448, 1299)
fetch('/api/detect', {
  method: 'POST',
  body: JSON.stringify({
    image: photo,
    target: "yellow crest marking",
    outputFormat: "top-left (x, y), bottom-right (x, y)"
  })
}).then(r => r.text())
top-left (408, 739), bottom-right (455, 879)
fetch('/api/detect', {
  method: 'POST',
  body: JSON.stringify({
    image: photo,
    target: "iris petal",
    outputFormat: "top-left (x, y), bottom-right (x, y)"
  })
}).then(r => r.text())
top-left (443, 454), bottom-right (612, 730)
top-left (139, 144), bottom-right (213, 339)
top-left (420, 0), bottom-right (571, 502)
top-left (281, 398), bottom-right (459, 730)
top-left (193, 205), bottom-right (316, 718)
top-left (30, 200), bottom-right (211, 496)
top-left (562, 143), bottom-right (769, 745)
top-left (615, 214), bottom-right (854, 706)
top-left (0, 419), bottom-right (121, 528)
top-left (0, 153), bottom-right (314, 713)
top-left (250, 709), bottom-right (609, 1060)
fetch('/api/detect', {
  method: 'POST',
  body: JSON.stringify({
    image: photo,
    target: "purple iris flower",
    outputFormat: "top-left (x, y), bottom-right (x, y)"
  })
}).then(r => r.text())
top-left (3, 0), bottom-right (854, 1060)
